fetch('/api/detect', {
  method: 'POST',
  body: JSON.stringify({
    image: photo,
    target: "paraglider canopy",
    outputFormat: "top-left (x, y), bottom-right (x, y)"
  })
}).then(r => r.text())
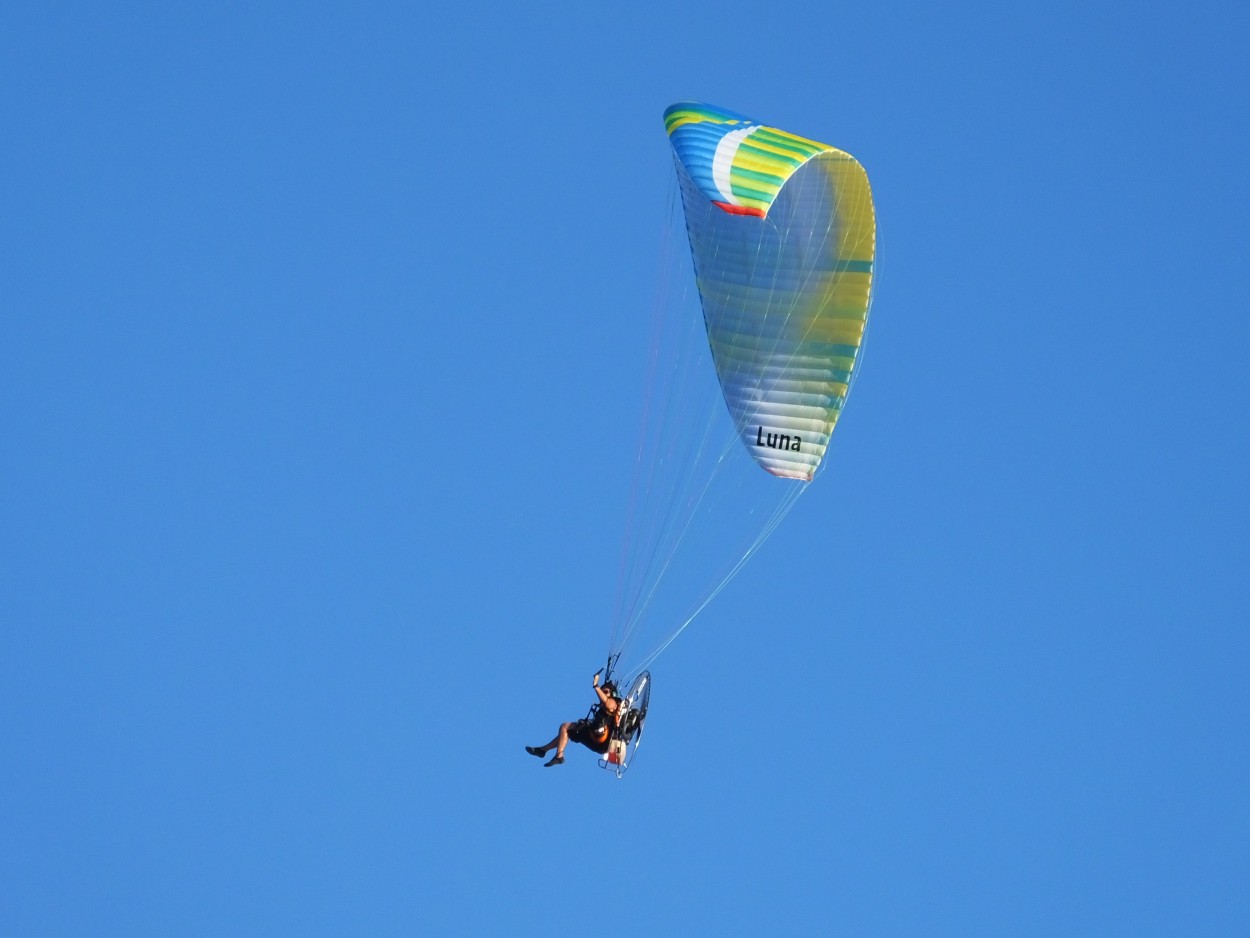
top-left (664, 102), bottom-right (877, 481)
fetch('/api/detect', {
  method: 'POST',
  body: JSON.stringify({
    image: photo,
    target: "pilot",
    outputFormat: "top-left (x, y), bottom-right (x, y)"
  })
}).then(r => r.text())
top-left (526, 672), bottom-right (622, 767)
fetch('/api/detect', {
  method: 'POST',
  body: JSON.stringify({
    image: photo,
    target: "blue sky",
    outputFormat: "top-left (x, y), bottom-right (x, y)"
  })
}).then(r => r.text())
top-left (3, 1), bottom-right (1248, 934)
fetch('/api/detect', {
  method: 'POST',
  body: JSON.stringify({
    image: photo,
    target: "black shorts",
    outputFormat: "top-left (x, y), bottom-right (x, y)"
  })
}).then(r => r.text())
top-left (568, 719), bottom-right (610, 754)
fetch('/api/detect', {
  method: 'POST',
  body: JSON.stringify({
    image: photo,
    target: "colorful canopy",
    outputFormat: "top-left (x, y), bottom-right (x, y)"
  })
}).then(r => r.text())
top-left (665, 102), bottom-right (877, 481)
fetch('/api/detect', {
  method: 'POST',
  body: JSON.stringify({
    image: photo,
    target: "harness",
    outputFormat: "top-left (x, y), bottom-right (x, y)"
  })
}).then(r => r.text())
top-left (583, 698), bottom-right (619, 744)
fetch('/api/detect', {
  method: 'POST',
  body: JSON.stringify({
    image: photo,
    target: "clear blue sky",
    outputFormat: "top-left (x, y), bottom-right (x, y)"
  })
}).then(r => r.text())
top-left (3, 1), bottom-right (1248, 934)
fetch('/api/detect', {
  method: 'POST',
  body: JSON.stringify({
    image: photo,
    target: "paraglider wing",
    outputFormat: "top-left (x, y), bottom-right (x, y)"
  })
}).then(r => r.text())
top-left (665, 103), bottom-right (877, 481)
